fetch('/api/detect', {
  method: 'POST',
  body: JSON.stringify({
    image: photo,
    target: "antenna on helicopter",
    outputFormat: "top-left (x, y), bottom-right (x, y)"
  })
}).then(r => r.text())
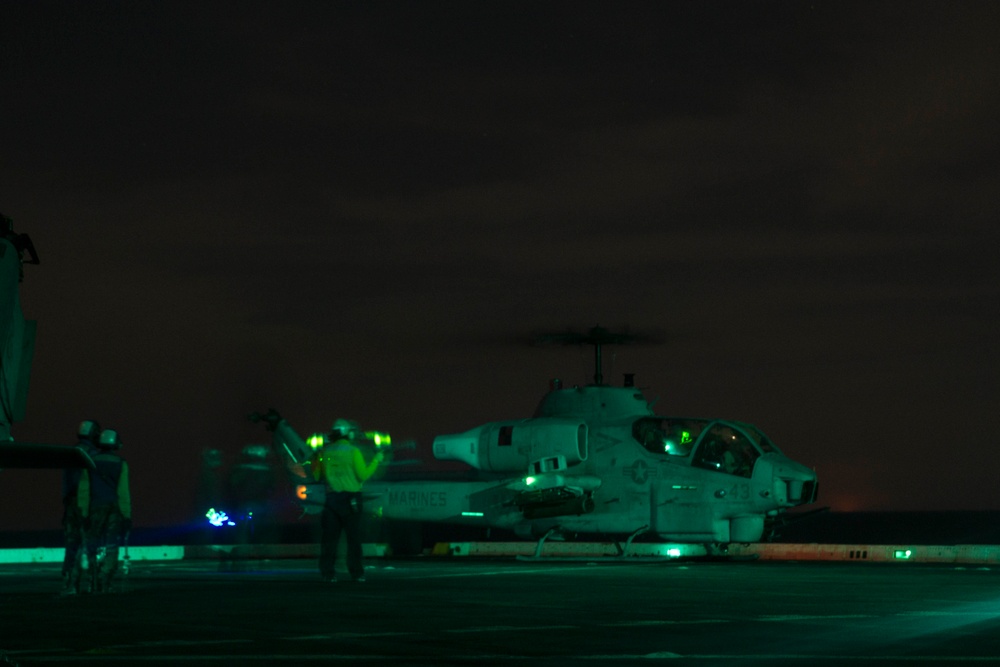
top-left (534, 325), bottom-right (659, 386)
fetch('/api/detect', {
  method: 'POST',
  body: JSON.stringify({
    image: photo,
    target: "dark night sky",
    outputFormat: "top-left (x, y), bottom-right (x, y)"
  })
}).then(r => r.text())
top-left (2, 1), bottom-right (999, 531)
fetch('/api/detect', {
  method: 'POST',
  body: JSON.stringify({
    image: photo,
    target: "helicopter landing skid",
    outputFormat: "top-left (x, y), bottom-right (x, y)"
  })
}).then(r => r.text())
top-left (516, 525), bottom-right (655, 562)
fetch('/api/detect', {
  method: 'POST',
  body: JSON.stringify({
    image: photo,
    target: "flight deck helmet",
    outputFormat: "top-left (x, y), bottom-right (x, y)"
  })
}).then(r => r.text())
top-left (98, 429), bottom-right (122, 450)
top-left (77, 420), bottom-right (101, 442)
top-left (241, 444), bottom-right (268, 460)
top-left (330, 418), bottom-right (359, 441)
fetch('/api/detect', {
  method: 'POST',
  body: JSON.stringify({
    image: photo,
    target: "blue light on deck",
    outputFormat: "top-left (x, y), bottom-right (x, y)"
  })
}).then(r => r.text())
top-left (206, 508), bottom-right (235, 527)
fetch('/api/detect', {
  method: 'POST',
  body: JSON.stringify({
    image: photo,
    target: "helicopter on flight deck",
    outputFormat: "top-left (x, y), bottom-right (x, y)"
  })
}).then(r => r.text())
top-left (253, 326), bottom-right (818, 549)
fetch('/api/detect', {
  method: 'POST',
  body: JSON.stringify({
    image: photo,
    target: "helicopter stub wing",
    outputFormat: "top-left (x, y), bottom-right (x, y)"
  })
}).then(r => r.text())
top-left (0, 442), bottom-right (95, 470)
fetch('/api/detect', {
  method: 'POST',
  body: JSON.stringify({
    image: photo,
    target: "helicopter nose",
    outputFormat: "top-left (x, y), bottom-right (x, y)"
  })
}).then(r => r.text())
top-left (789, 476), bottom-right (817, 505)
top-left (768, 457), bottom-right (818, 506)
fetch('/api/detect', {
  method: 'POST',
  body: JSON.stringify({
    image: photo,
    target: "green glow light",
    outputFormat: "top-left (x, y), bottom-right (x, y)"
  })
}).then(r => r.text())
top-left (525, 476), bottom-right (537, 486)
top-left (667, 548), bottom-right (682, 558)
top-left (894, 549), bottom-right (914, 560)
top-left (679, 430), bottom-right (692, 444)
top-left (461, 511), bottom-right (485, 517)
top-left (308, 434), bottom-right (325, 449)
top-left (366, 430), bottom-right (392, 447)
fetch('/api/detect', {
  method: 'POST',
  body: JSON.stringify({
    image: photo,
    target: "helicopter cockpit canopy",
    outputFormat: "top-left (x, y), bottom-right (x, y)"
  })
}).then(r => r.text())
top-left (631, 417), bottom-right (780, 479)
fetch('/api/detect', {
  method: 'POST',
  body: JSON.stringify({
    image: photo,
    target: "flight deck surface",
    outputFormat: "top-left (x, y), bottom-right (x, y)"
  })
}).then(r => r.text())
top-left (3, 557), bottom-right (1000, 666)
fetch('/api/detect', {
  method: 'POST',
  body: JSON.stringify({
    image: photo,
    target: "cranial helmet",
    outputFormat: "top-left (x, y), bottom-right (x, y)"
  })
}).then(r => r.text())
top-left (78, 420), bottom-right (101, 441)
top-left (242, 444), bottom-right (268, 459)
top-left (202, 448), bottom-right (222, 467)
top-left (330, 418), bottom-right (359, 441)
top-left (98, 429), bottom-right (122, 450)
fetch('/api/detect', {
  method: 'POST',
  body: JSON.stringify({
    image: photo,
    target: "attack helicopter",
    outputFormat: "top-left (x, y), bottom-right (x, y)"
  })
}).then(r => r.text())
top-left (253, 326), bottom-right (818, 549)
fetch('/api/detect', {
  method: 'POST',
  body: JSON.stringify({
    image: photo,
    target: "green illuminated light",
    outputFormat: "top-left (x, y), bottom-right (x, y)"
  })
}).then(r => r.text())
top-left (666, 548), bottom-right (682, 558)
top-left (894, 549), bottom-right (914, 560)
top-left (461, 511), bottom-right (485, 517)
top-left (525, 476), bottom-right (537, 486)
top-left (679, 430), bottom-right (692, 444)
top-left (671, 485), bottom-right (697, 490)
top-left (308, 434), bottom-right (325, 449)
top-left (366, 431), bottom-right (392, 447)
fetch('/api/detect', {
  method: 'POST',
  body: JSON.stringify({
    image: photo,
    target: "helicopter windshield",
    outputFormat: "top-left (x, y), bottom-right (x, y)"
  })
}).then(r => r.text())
top-left (691, 422), bottom-right (761, 477)
top-left (632, 418), bottom-right (707, 457)
top-left (633, 418), bottom-right (765, 478)
top-left (737, 421), bottom-right (780, 454)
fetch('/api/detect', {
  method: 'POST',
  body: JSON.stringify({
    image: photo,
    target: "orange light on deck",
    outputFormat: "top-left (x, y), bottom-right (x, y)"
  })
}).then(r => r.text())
top-left (296, 485), bottom-right (308, 500)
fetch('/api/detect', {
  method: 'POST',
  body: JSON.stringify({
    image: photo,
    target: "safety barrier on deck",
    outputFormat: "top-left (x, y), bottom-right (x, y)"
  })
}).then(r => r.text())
top-left (428, 541), bottom-right (1000, 565)
top-left (430, 541), bottom-right (709, 558)
top-left (3, 542), bottom-right (1000, 565)
top-left (727, 542), bottom-right (1000, 564)
top-left (0, 546), bottom-right (185, 564)
top-left (0, 543), bottom-right (374, 564)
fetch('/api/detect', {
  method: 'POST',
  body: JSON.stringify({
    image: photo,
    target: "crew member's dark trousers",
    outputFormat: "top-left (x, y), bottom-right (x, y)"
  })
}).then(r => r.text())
top-left (62, 501), bottom-right (84, 583)
top-left (83, 505), bottom-right (123, 591)
top-left (320, 491), bottom-right (363, 580)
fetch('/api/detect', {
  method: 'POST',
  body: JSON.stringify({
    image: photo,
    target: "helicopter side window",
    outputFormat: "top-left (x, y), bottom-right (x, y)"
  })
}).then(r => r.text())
top-left (632, 418), bottom-right (701, 457)
top-left (693, 424), bottom-right (759, 477)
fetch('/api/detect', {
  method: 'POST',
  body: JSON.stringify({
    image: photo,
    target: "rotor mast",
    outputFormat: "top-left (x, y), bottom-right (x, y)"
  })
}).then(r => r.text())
top-left (537, 325), bottom-right (645, 386)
